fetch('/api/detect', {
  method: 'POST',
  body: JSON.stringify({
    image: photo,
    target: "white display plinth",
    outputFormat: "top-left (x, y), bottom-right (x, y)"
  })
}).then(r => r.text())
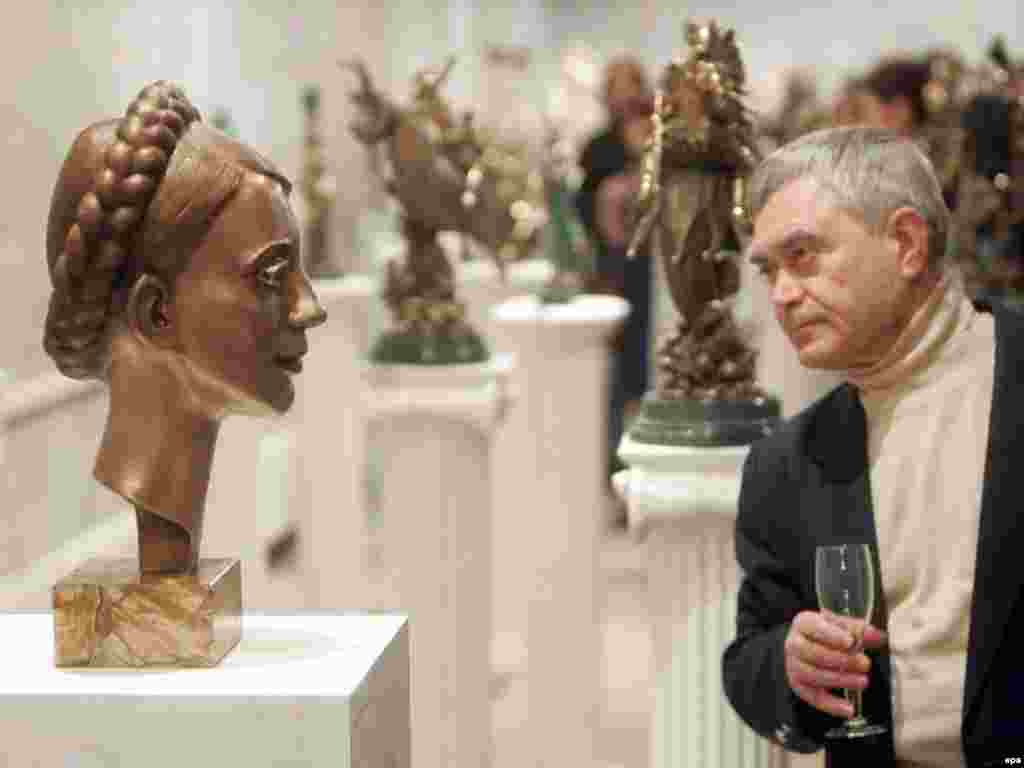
top-left (492, 294), bottom-right (628, 767)
top-left (0, 612), bottom-right (409, 768)
top-left (455, 257), bottom-right (507, 350)
top-left (296, 274), bottom-right (379, 610)
top-left (504, 258), bottom-right (555, 297)
top-left (615, 435), bottom-right (783, 768)
top-left (364, 357), bottom-right (512, 768)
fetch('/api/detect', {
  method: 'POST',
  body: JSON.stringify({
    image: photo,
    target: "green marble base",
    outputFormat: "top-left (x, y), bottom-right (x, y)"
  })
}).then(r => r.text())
top-left (370, 326), bottom-right (489, 365)
top-left (52, 558), bottom-right (242, 668)
top-left (628, 392), bottom-right (781, 447)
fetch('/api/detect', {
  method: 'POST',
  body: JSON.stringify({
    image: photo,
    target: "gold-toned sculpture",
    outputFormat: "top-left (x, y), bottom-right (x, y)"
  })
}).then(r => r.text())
top-left (44, 81), bottom-right (326, 666)
top-left (344, 58), bottom-right (536, 362)
top-left (626, 20), bottom-right (779, 445)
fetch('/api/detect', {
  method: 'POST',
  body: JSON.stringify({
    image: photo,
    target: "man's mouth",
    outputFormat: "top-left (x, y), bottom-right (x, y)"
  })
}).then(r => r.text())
top-left (274, 354), bottom-right (304, 373)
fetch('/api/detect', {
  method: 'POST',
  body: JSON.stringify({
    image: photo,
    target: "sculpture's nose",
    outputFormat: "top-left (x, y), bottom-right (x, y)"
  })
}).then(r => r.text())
top-left (288, 271), bottom-right (327, 330)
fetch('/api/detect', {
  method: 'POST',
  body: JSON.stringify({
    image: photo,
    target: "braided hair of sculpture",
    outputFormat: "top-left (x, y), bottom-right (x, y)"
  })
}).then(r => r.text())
top-left (44, 81), bottom-right (202, 381)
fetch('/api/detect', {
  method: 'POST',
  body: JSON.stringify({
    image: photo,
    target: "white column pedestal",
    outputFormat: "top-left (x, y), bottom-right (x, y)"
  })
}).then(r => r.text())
top-left (454, 255), bottom-right (556, 354)
top-left (615, 435), bottom-right (786, 768)
top-left (491, 294), bottom-right (629, 768)
top-left (364, 358), bottom-right (512, 768)
top-left (455, 257), bottom-right (507, 350)
top-left (294, 274), bottom-right (379, 610)
top-left (0, 613), bottom-right (410, 768)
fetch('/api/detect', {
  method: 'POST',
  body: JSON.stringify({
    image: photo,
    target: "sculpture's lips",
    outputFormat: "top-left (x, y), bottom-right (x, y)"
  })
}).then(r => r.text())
top-left (274, 354), bottom-right (304, 373)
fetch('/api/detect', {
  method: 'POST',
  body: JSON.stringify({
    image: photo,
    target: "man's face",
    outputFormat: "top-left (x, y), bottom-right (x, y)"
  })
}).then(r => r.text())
top-left (171, 173), bottom-right (326, 416)
top-left (747, 177), bottom-right (909, 370)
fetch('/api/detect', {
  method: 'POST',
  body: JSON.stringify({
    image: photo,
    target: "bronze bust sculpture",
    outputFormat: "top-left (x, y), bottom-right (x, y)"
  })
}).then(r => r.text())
top-left (44, 81), bottom-right (325, 665)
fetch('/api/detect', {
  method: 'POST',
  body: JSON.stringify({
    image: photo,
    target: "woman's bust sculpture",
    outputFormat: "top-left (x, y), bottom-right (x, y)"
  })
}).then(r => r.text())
top-left (45, 81), bottom-right (326, 576)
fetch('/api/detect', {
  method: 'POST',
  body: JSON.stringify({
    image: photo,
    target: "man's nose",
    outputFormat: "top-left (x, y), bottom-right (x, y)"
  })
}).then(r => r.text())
top-left (771, 268), bottom-right (803, 307)
top-left (288, 271), bottom-right (327, 329)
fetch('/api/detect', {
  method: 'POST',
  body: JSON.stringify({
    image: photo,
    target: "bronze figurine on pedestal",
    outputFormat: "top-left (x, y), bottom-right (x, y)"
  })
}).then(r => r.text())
top-left (627, 21), bottom-right (779, 446)
top-left (344, 58), bottom-right (527, 364)
top-left (44, 81), bottom-right (326, 666)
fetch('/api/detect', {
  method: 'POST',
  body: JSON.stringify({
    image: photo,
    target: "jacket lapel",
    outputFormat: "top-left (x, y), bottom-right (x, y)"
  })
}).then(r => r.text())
top-left (964, 305), bottom-right (1024, 724)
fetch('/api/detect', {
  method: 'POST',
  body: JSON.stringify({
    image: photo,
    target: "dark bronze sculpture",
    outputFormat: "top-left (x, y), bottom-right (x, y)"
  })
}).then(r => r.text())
top-left (344, 58), bottom-right (531, 363)
top-left (44, 81), bottom-right (326, 665)
top-left (626, 21), bottom-right (779, 446)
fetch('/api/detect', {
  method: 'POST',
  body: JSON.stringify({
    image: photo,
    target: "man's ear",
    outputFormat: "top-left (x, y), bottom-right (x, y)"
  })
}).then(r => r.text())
top-left (125, 273), bottom-right (176, 348)
top-left (886, 207), bottom-right (931, 280)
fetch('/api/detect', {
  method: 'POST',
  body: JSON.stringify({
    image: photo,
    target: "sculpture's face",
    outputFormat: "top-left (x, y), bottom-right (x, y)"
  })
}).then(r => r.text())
top-left (172, 173), bottom-right (325, 415)
top-left (748, 176), bottom-right (909, 370)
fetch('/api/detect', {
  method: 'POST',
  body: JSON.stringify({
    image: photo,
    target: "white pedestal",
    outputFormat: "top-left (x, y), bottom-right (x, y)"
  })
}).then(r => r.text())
top-left (0, 612), bottom-right (410, 767)
top-left (294, 274), bottom-right (379, 610)
top-left (491, 294), bottom-right (628, 767)
top-left (504, 258), bottom-right (555, 298)
top-left (455, 257), bottom-right (507, 350)
top-left (364, 358), bottom-right (512, 768)
top-left (615, 436), bottom-right (784, 768)
top-left (453, 254), bottom-right (557, 357)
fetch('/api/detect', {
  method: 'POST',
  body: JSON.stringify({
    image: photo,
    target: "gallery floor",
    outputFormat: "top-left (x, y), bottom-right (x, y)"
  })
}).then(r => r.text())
top-left (490, 520), bottom-right (651, 768)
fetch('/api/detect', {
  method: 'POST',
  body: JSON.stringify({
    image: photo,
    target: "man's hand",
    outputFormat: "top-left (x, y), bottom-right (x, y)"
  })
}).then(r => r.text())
top-left (784, 611), bottom-right (887, 718)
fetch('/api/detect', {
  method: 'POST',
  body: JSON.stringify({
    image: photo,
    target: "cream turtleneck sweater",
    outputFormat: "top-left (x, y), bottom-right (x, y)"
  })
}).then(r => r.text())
top-left (849, 275), bottom-right (995, 767)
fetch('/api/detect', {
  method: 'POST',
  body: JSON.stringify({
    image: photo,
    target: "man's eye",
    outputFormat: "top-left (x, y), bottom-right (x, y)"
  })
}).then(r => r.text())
top-left (258, 259), bottom-right (290, 289)
top-left (789, 245), bottom-right (814, 265)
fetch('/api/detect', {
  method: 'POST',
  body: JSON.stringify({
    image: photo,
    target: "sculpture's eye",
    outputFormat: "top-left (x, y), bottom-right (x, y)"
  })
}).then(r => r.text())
top-left (257, 258), bottom-right (290, 290)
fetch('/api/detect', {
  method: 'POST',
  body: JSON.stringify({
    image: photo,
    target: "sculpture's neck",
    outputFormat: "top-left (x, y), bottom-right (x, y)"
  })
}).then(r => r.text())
top-left (93, 358), bottom-right (220, 574)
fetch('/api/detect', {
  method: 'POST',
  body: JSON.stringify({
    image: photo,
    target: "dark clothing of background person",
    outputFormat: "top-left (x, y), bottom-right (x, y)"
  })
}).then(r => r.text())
top-left (575, 122), bottom-right (651, 481)
top-left (961, 92), bottom-right (1024, 307)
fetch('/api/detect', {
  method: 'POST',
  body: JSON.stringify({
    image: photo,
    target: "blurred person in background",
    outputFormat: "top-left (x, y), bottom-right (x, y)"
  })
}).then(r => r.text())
top-left (860, 56), bottom-right (933, 136)
top-left (575, 54), bottom-right (654, 524)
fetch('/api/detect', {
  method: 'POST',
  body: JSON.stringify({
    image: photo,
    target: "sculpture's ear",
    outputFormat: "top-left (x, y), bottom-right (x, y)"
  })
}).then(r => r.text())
top-left (125, 273), bottom-right (177, 348)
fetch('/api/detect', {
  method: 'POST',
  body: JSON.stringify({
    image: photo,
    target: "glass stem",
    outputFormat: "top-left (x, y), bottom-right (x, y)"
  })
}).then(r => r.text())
top-left (847, 688), bottom-right (865, 725)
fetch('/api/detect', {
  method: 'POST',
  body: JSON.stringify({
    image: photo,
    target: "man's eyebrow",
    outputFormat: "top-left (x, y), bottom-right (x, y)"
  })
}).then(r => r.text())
top-left (747, 228), bottom-right (822, 265)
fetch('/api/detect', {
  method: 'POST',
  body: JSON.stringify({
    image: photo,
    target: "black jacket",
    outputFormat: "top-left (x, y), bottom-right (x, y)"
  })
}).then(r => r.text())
top-left (722, 303), bottom-right (1024, 766)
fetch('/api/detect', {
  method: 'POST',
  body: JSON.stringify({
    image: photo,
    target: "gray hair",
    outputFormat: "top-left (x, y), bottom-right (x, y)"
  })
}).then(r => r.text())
top-left (748, 126), bottom-right (950, 268)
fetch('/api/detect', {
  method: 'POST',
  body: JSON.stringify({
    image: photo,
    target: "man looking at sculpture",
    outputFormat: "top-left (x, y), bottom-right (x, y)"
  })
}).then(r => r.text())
top-left (723, 126), bottom-right (1023, 766)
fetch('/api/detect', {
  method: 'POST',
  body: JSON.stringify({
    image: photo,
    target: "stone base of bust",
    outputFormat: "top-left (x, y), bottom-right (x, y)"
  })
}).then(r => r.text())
top-left (52, 558), bottom-right (242, 668)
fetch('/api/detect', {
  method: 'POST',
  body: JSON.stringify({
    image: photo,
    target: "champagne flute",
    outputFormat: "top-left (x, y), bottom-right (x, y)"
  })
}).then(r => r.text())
top-left (814, 544), bottom-right (888, 739)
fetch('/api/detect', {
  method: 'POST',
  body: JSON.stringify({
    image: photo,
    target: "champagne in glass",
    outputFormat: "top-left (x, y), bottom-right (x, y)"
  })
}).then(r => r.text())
top-left (814, 543), bottom-right (888, 739)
